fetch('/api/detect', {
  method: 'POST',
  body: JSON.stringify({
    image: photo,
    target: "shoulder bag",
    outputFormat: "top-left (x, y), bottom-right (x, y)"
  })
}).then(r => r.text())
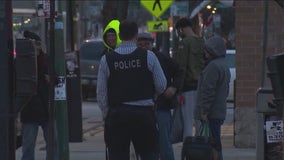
top-left (181, 121), bottom-right (218, 160)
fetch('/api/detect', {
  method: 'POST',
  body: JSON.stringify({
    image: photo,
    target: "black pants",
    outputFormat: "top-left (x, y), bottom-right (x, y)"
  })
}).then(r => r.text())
top-left (104, 104), bottom-right (159, 160)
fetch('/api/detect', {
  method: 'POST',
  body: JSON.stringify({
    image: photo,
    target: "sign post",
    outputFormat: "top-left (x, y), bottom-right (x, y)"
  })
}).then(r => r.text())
top-left (48, 0), bottom-right (56, 159)
top-left (53, 1), bottom-right (70, 159)
top-left (37, 0), bottom-right (58, 18)
top-left (49, 0), bottom-right (69, 159)
top-left (141, 0), bottom-right (173, 56)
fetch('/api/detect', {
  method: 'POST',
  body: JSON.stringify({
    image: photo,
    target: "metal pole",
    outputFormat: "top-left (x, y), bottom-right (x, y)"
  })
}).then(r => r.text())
top-left (48, 0), bottom-right (56, 159)
top-left (6, 1), bottom-right (16, 159)
top-left (67, 0), bottom-right (74, 51)
top-left (0, 0), bottom-right (13, 159)
top-left (54, 1), bottom-right (70, 159)
top-left (260, 0), bottom-right (269, 87)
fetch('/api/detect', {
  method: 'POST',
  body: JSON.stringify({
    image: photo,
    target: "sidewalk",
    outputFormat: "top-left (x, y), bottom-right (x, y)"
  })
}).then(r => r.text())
top-left (76, 117), bottom-right (256, 160)
top-left (16, 108), bottom-right (256, 160)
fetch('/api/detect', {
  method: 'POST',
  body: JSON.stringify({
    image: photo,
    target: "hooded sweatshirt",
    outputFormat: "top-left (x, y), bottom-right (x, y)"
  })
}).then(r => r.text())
top-left (102, 20), bottom-right (121, 52)
top-left (194, 36), bottom-right (231, 120)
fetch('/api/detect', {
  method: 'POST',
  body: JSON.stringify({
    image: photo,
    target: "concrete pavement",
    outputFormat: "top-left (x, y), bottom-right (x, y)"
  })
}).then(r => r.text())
top-left (15, 104), bottom-right (256, 160)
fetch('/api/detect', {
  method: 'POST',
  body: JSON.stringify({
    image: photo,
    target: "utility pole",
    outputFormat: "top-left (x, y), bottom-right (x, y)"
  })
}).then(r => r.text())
top-left (48, 0), bottom-right (56, 159)
top-left (53, 1), bottom-right (70, 159)
top-left (0, 0), bottom-right (14, 159)
top-left (65, 0), bottom-right (83, 143)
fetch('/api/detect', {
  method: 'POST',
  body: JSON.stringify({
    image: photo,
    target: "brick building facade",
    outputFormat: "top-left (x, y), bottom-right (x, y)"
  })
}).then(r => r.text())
top-left (235, 0), bottom-right (284, 147)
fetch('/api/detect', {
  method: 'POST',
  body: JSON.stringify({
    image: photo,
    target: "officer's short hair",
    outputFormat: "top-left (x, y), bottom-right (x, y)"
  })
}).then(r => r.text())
top-left (119, 20), bottom-right (138, 41)
top-left (175, 18), bottom-right (192, 30)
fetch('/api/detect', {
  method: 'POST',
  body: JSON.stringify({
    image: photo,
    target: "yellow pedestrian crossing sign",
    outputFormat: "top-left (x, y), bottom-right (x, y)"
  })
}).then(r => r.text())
top-left (141, 0), bottom-right (174, 18)
top-left (147, 20), bottom-right (169, 32)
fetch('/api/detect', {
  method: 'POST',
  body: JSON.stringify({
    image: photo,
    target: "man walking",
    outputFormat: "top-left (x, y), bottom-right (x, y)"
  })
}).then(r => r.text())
top-left (20, 31), bottom-right (58, 160)
top-left (97, 20), bottom-right (166, 160)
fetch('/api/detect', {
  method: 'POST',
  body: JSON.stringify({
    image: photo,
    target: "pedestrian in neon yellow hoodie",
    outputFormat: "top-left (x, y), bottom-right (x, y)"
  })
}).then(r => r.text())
top-left (102, 20), bottom-right (122, 54)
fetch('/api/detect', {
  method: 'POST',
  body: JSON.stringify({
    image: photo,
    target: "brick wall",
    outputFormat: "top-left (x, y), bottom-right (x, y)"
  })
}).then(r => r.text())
top-left (235, 0), bottom-right (284, 147)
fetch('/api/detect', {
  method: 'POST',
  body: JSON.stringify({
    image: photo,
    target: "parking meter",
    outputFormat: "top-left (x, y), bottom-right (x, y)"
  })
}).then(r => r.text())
top-left (65, 51), bottom-right (82, 142)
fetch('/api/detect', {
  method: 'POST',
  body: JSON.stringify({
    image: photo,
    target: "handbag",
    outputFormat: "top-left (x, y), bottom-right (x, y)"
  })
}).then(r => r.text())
top-left (170, 106), bottom-right (184, 144)
top-left (181, 121), bottom-right (217, 160)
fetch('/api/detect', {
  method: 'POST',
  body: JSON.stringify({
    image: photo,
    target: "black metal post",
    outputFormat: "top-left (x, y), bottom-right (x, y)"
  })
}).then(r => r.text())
top-left (48, 0), bottom-right (56, 159)
top-left (0, 0), bottom-right (14, 159)
top-left (260, 0), bottom-right (269, 87)
top-left (67, 0), bottom-right (75, 51)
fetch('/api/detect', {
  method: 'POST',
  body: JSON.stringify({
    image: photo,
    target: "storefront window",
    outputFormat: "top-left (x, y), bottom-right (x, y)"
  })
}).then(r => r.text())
top-left (201, 2), bottom-right (235, 49)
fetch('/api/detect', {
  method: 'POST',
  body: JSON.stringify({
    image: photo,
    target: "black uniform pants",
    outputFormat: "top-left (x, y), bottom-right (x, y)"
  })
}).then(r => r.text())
top-left (104, 104), bottom-right (159, 160)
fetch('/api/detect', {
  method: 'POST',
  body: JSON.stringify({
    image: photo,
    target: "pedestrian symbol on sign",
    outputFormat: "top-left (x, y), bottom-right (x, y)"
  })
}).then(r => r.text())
top-left (153, 22), bottom-right (163, 30)
top-left (152, 0), bottom-right (162, 11)
top-left (141, 0), bottom-right (174, 18)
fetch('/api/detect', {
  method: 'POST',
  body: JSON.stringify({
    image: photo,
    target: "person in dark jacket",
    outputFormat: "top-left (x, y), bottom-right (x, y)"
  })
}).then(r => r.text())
top-left (194, 35), bottom-right (231, 160)
top-left (20, 31), bottom-right (58, 160)
top-left (174, 17), bottom-right (205, 139)
top-left (137, 32), bottom-right (183, 160)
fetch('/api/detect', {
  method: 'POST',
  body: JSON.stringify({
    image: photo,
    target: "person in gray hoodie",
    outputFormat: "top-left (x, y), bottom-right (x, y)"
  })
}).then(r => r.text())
top-left (194, 35), bottom-right (231, 160)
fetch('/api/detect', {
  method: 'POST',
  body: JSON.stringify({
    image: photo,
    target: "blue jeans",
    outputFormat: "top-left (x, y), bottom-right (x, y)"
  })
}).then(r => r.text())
top-left (21, 122), bottom-right (58, 160)
top-left (157, 109), bottom-right (175, 160)
top-left (208, 119), bottom-right (224, 160)
top-left (181, 90), bottom-right (197, 138)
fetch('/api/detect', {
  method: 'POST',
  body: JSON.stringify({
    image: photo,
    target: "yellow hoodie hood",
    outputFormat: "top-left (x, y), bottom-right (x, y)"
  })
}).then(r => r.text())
top-left (102, 20), bottom-right (121, 50)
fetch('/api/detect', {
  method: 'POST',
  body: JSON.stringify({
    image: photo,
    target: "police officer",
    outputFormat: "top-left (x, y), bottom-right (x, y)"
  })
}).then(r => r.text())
top-left (97, 20), bottom-right (166, 160)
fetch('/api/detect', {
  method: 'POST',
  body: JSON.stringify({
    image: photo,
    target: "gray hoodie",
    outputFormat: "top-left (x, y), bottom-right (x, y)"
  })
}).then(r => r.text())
top-left (194, 36), bottom-right (231, 120)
